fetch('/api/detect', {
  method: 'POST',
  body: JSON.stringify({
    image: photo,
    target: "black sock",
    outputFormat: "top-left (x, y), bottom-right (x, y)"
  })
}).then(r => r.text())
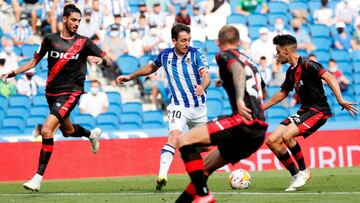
top-left (289, 142), bottom-right (306, 171)
top-left (179, 145), bottom-right (208, 197)
top-left (277, 151), bottom-right (299, 176)
top-left (37, 138), bottom-right (54, 175)
top-left (67, 124), bottom-right (91, 138)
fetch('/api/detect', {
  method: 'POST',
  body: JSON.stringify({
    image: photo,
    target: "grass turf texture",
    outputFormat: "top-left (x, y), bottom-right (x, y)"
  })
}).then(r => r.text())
top-left (0, 167), bottom-right (359, 203)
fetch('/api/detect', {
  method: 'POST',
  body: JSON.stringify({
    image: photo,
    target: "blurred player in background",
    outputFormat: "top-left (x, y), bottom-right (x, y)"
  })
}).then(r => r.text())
top-left (116, 23), bottom-right (211, 191)
top-left (264, 34), bottom-right (358, 191)
top-left (175, 25), bottom-right (268, 203)
top-left (1, 4), bottom-right (112, 192)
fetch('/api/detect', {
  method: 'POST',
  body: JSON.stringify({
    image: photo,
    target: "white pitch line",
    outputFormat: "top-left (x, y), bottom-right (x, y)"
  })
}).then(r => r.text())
top-left (1, 192), bottom-right (360, 196)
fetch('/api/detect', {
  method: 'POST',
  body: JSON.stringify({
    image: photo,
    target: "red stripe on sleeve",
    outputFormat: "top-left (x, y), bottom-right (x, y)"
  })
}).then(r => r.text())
top-left (318, 68), bottom-right (327, 77)
top-left (185, 159), bottom-right (204, 173)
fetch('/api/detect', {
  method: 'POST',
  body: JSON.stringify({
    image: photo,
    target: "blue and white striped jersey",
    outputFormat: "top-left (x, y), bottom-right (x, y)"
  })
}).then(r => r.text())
top-left (153, 47), bottom-right (208, 108)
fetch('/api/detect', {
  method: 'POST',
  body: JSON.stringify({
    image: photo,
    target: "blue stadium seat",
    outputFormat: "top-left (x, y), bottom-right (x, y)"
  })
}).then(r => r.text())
top-left (21, 44), bottom-right (39, 58)
top-left (268, 13), bottom-right (288, 26)
top-left (0, 95), bottom-right (8, 111)
top-left (205, 40), bottom-right (218, 54)
top-left (354, 62), bottom-right (360, 73)
top-left (0, 108), bottom-right (5, 124)
top-left (247, 14), bottom-right (267, 27)
top-left (207, 88), bottom-right (223, 100)
top-left (119, 113), bottom-right (142, 128)
top-left (138, 55), bottom-right (151, 67)
top-left (227, 14), bottom-right (247, 24)
top-left (354, 84), bottom-right (360, 95)
top-left (13, 46), bottom-right (22, 56)
top-left (310, 25), bottom-right (330, 37)
top-left (2, 117), bottom-right (25, 131)
top-left (6, 107), bottom-right (29, 120)
top-left (337, 62), bottom-right (353, 74)
top-left (206, 99), bottom-right (223, 120)
top-left (122, 102), bottom-right (143, 116)
top-left (96, 113), bottom-right (119, 126)
top-left (108, 104), bottom-right (122, 117)
top-left (248, 25), bottom-right (263, 40)
top-left (221, 100), bottom-right (232, 115)
top-left (192, 40), bottom-right (206, 51)
top-left (267, 86), bottom-right (279, 97)
top-left (128, 0), bottom-right (141, 6)
top-left (143, 110), bottom-right (163, 123)
top-left (0, 127), bottom-right (23, 134)
top-left (206, 53), bottom-right (216, 65)
top-left (32, 94), bottom-right (47, 107)
top-left (106, 91), bottom-right (122, 106)
top-left (289, 1), bottom-right (308, 12)
top-left (142, 122), bottom-right (165, 129)
top-left (331, 50), bottom-right (351, 63)
top-left (354, 73), bottom-right (360, 84)
top-left (116, 55), bottom-right (140, 75)
top-left (9, 94), bottom-right (31, 109)
top-left (30, 106), bottom-right (49, 117)
top-left (351, 51), bottom-right (360, 62)
top-left (298, 49), bottom-right (307, 57)
top-left (26, 116), bottom-right (46, 128)
top-left (312, 50), bottom-right (330, 63)
top-left (307, 1), bottom-right (322, 13)
top-left (332, 104), bottom-right (356, 121)
top-left (118, 122), bottom-right (142, 130)
top-left (312, 37), bottom-right (331, 51)
top-left (97, 123), bottom-right (118, 131)
top-left (73, 114), bottom-right (96, 130)
top-left (268, 1), bottom-right (288, 14)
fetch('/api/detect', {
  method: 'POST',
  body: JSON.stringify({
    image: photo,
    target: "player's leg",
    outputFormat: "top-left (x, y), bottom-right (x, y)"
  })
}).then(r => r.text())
top-left (178, 125), bottom-right (213, 200)
top-left (59, 117), bottom-right (102, 154)
top-left (23, 114), bottom-right (60, 191)
top-left (156, 106), bottom-right (188, 190)
top-left (176, 149), bottom-right (226, 203)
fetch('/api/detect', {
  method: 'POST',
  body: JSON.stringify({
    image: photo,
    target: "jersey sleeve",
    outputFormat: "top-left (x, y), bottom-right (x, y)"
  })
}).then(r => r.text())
top-left (153, 51), bottom-right (164, 68)
top-left (307, 60), bottom-right (327, 77)
top-left (195, 48), bottom-right (208, 72)
top-left (34, 35), bottom-right (50, 61)
top-left (280, 69), bottom-right (294, 92)
top-left (85, 38), bottom-right (107, 58)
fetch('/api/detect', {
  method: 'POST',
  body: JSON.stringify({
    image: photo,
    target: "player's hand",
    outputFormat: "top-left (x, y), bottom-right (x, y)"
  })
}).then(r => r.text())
top-left (116, 75), bottom-right (131, 85)
top-left (87, 56), bottom-right (103, 65)
top-left (338, 99), bottom-right (359, 117)
top-left (237, 100), bottom-right (252, 121)
top-left (214, 78), bottom-right (223, 87)
top-left (194, 84), bottom-right (205, 96)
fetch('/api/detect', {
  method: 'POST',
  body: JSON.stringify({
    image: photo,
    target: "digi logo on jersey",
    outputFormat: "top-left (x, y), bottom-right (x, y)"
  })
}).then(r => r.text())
top-left (50, 51), bottom-right (80, 60)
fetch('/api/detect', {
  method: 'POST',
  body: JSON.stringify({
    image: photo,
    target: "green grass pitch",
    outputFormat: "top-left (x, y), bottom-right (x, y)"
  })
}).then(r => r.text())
top-left (0, 167), bottom-right (359, 203)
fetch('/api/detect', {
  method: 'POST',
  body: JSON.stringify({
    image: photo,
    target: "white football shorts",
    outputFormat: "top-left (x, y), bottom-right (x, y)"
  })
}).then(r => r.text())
top-left (167, 103), bottom-right (208, 132)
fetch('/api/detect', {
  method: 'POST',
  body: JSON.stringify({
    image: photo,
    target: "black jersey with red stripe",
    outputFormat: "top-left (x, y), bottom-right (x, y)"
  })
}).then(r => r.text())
top-left (34, 33), bottom-right (106, 93)
top-left (281, 57), bottom-right (332, 115)
top-left (216, 49), bottom-right (266, 123)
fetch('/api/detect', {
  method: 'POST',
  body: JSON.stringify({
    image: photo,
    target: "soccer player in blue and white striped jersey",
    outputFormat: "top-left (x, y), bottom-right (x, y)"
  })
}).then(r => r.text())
top-left (116, 23), bottom-right (211, 190)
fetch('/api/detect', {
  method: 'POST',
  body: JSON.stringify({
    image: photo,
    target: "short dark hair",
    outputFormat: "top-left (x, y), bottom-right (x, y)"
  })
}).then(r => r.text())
top-left (260, 56), bottom-right (267, 60)
top-left (171, 23), bottom-right (190, 40)
top-left (329, 58), bottom-right (336, 63)
top-left (63, 4), bottom-right (82, 17)
top-left (218, 25), bottom-right (239, 45)
top-left (273, 34), bottom-right (297, 46)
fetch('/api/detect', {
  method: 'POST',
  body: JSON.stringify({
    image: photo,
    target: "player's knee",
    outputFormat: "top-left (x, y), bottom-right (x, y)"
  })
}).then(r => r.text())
top-left (281, 133), bottom-right (292, 145)
top-left (266, 136), bottom-right (279, 149)
top-left (40, 127), bottom-right (52, 139)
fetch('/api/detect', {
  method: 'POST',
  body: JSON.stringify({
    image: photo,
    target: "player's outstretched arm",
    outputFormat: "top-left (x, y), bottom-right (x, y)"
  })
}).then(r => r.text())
top-left (322, 71), bottom-right (359, 116)
top-left (0, 58), bottom-right (39, 81)
top-left (263, 90), bottom-right (288, 110)
top-left (116, 63), bottom-right (159, 85)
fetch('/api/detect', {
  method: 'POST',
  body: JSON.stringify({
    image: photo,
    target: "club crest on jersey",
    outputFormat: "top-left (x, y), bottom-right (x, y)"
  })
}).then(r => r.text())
top-left (295, 80), bottom-right (304, 87)
top-left (50, 51), bottom-right (79, 60)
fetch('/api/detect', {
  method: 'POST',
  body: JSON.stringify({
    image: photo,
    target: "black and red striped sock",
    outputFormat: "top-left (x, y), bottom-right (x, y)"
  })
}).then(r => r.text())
top-left (176, 175), bottom-right (209, 203)
top-left (179, 145), bottom-right (208, 197)
top-left (37, 138), bottom-right (54, 175)
top-left (67, 124), bottom-right (90, 138)
top-left (277, 151), bottom-right (299, 176)
top-left (289, 142), bottom-right (306, 171)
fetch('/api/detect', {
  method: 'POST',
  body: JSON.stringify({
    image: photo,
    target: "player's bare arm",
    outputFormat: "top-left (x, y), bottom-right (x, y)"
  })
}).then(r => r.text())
top-left (229, 61), bottom-right (252, 120)
top-left (263, 89), bottom-right (289, 110)
top-left (0, 57), bottom-right (39, 80)
top-left (322, 71), bottom-right (359, 116)
top-left (116, 63), bottom-right (159, 84)
top-left (194, 69), bottom-right (210, 96)
top-left (87, 55), bottom-right (111, 68)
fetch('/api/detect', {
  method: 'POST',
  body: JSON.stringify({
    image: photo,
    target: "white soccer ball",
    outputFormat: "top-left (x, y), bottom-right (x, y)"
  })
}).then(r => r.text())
top-left (229, 169), bottom-right (252, 189)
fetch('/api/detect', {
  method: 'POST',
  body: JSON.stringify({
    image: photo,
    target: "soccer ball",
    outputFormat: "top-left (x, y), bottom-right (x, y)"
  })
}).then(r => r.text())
top-left (229, 169), bottom-right (252, 189)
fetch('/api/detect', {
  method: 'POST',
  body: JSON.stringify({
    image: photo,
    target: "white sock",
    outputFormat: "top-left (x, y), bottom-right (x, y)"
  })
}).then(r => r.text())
top-left (34, 174), bottom-right (43, 181)
top-left (89, 130), bottom-right (96, 139)
top-left (158, 144), bottom-right (175, 178)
